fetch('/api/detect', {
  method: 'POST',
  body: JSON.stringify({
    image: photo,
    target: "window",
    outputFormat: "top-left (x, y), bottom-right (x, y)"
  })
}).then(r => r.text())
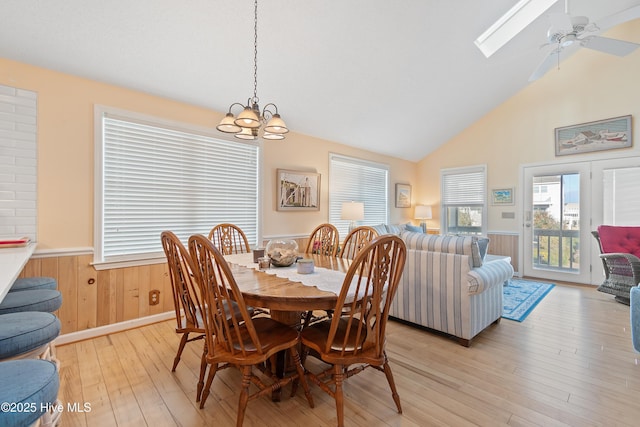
top-left (95, 106), bottom-right (259, 267)
top-left (441, 165), bottom-right (486, 235)
top-left (328, 153), bottom-right (388, 237)
top-left (0, 84), bottom-right (37, 240)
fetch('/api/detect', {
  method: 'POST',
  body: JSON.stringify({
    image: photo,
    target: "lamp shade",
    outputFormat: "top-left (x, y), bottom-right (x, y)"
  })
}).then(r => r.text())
top-left (234, 106), bottom-right (261, 128)
top-left (216, 113), bottom-right (241, 133)
top-left (414, 205), bottom-right (432, 220)
top-left (341, 201), bottom-right (364, 221)
top-left (264, 114), bottom-right (289, 134)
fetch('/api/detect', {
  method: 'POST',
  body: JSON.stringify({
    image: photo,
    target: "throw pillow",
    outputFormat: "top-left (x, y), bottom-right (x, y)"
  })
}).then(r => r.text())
top-left (405, 224), bottom-right (423, 233)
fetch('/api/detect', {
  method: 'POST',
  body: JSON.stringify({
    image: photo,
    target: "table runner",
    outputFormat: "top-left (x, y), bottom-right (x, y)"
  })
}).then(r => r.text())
top-left (224, 253), bottom-right (349, 296)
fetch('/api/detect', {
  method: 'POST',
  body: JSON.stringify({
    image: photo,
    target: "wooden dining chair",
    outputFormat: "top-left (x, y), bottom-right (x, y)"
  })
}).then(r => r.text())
top-left (340, 225), bottom-right (378, 260)
top-left (187, 234), bottom-right (314, 425)
top-left (304, 223), bottom-right (339, 256)
top-left (300, 234), bottom-right (407, 427)
top-left (160, 231), bottom-right (206, 373)
top-left (208, 223), bottom-right (251, 255)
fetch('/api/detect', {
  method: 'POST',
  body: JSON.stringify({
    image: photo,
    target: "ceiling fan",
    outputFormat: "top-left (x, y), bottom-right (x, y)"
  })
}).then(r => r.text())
top-left (529, 1), bottom-right (640, 81)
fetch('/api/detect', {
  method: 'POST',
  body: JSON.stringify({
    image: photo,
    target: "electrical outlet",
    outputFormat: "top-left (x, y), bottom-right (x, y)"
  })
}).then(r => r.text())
top-left (149, 289), bottom-right (160, 306)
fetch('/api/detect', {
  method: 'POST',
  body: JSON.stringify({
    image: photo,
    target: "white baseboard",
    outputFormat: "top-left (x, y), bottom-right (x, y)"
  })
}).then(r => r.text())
top-left (54, 311), bottom-right (174, 346)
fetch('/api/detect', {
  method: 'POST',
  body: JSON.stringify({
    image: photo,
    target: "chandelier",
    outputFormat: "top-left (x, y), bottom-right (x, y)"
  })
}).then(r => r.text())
top-left (216, 0), bottom-right (288, 140)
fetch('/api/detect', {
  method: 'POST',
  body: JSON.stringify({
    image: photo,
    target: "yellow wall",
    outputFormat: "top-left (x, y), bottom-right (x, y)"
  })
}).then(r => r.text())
top-left (416, 20), bottom-right (640, 232)
top-left (0, 58), bottom-right (417, 250)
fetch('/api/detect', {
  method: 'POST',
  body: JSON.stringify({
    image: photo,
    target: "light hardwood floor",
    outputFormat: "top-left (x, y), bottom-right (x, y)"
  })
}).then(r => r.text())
top-left (56, 283), bottom-right (640, 426)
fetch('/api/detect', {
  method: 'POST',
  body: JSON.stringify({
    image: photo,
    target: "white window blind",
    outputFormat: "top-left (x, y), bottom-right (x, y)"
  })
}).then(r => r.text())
top-left (0, 84), bottom-right (37, 240)
top-left (97, 109), bottom-right (259, 264)
top-left (329, 154), bottom-right (388, 237)
top-left (441, 165), bottom-right (486, 235)
top-left (603, 166), bottom-right (640, 225)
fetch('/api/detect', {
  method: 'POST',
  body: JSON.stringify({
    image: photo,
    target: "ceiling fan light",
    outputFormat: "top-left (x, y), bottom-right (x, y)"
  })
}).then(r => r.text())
top-left (235, 106), bottom-right (261, 128)
top-left (216, 112), bottom-right (242, 133)
top-left (263, 131), bottom-right (285, 140)
top-left (234, 127), bottom-right (258, 140)
top-left (264, 114), bottom-right (289, 134)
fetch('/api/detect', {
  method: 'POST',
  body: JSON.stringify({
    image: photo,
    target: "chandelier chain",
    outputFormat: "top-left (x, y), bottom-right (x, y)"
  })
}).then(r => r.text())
top-left (253, 0), bottom-right (258, 103)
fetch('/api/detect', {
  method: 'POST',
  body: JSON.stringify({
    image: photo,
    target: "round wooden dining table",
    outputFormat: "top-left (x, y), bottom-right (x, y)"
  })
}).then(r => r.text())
top-left (225, 253), bottom-right (353, 401)
top-left (227, 253), bottom-right (352, 326)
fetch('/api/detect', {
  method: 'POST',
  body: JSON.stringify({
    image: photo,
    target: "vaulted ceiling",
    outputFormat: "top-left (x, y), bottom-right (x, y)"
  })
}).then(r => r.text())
top-left (2, 0), bottom-right (639, 161)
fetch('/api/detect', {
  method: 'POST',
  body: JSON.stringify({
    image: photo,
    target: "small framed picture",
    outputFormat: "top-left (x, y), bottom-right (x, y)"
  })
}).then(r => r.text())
top-left (395, 183), bottom-right (411, 208)
top-left (277, 169), bottom-right (320, 211)
top-left (491, 188), bottom-right (514, 205)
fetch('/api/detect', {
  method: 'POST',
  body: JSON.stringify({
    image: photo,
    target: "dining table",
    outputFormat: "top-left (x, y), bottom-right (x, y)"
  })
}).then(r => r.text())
top-left (223, 252), bottom-right (354, 401)
top-left (224, 252), bottom-right (353, 326)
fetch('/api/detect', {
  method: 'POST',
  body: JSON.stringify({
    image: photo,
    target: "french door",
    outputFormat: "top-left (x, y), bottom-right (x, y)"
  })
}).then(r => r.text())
top-left (523, 157), bottom-right (640, 285)
top-left (523, 163), bottom-right (591, 283)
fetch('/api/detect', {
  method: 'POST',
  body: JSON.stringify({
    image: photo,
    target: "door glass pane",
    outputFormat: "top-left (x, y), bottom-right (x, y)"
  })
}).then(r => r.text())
top-left (532, 173), bottom-right (580, 272)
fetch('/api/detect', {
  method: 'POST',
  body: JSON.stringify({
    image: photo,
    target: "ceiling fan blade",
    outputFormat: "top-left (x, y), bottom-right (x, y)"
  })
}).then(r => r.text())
top-left (529, 49), bottom-right (561, 81)
top-left (581, 35), bottom-right (640, 56)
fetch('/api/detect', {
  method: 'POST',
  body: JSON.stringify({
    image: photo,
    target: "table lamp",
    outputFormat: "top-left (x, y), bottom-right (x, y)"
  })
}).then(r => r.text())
top-left (414, 205), bottom-right (432, 233)
top-left (341, 201), bottom-right (364, 233)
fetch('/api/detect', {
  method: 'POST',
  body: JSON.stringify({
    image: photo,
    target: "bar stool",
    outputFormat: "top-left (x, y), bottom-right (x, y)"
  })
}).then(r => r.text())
top-left (9, 276), bottom-right (57, 292)
top-left (0, 359), bottom-right (61, 427)
top-left (0, 312), bottom-right (61, 368)
top-left (0, 289), bottom-right (62, 315)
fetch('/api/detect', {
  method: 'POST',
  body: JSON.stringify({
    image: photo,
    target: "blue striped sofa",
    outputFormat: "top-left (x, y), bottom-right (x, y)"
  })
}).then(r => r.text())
top-left (390, 231), bottom-right (514, 346)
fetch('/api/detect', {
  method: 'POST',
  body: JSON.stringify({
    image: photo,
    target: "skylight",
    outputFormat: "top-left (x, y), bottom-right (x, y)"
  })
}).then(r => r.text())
top-left (475, 0), bottom-right (559, 58)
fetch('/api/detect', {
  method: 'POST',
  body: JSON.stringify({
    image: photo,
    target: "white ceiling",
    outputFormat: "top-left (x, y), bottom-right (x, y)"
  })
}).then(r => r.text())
top-left (2, 0), bottom-right (639, 161)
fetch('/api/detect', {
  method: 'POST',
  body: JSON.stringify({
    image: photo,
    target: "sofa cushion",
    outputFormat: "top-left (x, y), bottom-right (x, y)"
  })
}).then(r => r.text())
top-left (477, 237), bottom-right (490, 261)
top-left (371, 224), bottom-right (389, 236)
top-left (386, 223), bottom-right (408, 236)
top-left (401, 231), bottom-right (484, 267)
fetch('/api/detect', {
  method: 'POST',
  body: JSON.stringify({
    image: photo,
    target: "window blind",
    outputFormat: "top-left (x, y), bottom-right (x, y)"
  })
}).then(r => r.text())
top-left (329, 154), bottom-right (388, 237)
top-left (98, 112), bottom-right (259, 263)
top-left (441, 167), bottom-right (486, 204)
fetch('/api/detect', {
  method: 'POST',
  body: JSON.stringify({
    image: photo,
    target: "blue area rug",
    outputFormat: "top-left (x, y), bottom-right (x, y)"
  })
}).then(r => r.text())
top-left (503, 278), bottom-right (555, 322)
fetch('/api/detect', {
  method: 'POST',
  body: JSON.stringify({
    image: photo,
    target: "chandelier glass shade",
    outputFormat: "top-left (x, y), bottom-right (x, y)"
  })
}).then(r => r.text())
top-left (216, 0), bottom-right (288, 140)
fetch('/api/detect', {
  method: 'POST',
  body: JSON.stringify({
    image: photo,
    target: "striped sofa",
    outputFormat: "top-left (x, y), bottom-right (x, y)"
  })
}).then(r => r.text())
top-left (390, 231), bottom-right (514, 346)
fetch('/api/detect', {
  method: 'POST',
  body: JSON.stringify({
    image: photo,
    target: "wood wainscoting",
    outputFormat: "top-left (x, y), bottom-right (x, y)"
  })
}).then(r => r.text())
top-left (20, 254), bottom-right (173, 336)
top-left (487, 232), bottom-right (519, 274)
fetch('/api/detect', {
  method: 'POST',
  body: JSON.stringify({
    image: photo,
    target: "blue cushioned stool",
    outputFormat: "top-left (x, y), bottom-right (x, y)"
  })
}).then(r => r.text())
top-left (631, 286), bottom-right (640, 352)
top-left (10, 277), bottom-right (57, 292)
top-left (0, 312), bottom-right (61, 361)
top-left (0, 359), bottom-right (60, 427)
top-left (0, 289), bottom-right (62, 315)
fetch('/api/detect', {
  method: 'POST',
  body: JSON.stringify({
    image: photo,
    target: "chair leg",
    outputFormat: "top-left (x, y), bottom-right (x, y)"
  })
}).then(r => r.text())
top-left (199, 363), bottom-right (218, 409)
top-left (289, 347), bottom-right (314, 408)
top-left (196, 346), bottom-right (208, 402)
top-left (236, 366), bottom-right (252, 427)
top-left (382, 352), bottom-right (402, 413)
top-left (172, 333), bottom-right (189, 372)
top-left (333, 364), bottom-right (345, 427)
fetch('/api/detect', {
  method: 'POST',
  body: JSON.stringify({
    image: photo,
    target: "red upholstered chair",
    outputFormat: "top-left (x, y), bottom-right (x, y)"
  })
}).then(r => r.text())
top-left (592, 225), bottom-right (640, 305)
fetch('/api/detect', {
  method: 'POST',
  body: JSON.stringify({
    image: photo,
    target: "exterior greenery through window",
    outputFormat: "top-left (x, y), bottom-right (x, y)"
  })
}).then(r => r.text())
top-left (441, 165), bottom-right (486, 235)
top-left (328, 154), bottom-right (389, 238)
top-left (95, 107), bottom-right (259, 265)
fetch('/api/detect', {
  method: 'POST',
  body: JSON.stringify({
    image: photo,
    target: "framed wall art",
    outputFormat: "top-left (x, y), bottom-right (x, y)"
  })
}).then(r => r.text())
top-left (395, 183), bottom-right (411, 208)
top-left (277, 169), bottom-right (320, 211)
top-left (555, 115), bottom-right (632, 156)
top-left (491, 188), bottom-right (514, 205)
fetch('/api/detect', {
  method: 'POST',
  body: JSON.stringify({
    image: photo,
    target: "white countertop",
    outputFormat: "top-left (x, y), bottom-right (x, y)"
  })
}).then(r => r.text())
top-left (0, 242), bottom-right (37, 303)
